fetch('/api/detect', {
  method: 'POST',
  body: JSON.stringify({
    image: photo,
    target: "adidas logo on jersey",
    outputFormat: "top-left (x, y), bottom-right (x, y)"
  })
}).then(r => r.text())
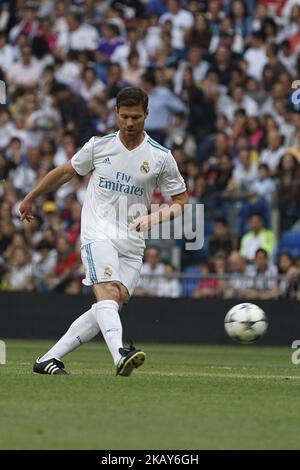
top-left (100, 157), bottom-right (111, 164)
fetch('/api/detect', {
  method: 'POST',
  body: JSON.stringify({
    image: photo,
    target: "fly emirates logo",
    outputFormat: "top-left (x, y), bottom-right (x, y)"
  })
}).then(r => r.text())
top-left (98, 171), bottom-right (144, 196)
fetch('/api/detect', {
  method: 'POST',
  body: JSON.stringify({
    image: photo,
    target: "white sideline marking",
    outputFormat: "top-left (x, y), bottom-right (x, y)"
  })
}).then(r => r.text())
top-left (138, 370), bottom-right (300, 380)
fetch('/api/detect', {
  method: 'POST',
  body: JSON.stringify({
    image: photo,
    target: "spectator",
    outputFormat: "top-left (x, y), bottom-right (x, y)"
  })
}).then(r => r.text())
top-left (243, 248), bottom-right (278, 299)
top-left (122, 50), bottom-right (145, 86)
top-left (56, 12), bottom-right (99, 53)
top-left (1, 0), bottom-right (300, 296)
top-left (7, 44), bottom-right (42, 91)
top-left (240, 213), bottom-right (276, 262)
top-left (46, 233), bottom-right (79, 290)
top-left (159, 0), bottom-right (194, 50)
top-left (140, 71), bottom-right (186, 145)
top-left (224, 250), bottom-right (249, 298)
top-left (250, 163), bottom-right (277, 204)
top-left (32, 240), bottom-right (57, 291)
top-left (157, 263), bottom-right (181, 297)
top-left (50, 82), bottom-right (96, 146)
top-left (1, 246), bottom-right (34, 291)
top-left (192, 257), bottom-right (226, 298)
top-left (134, 245), bottom-right (165, 296)
top-left (260, 129), bottom-right (285, 174)
top-left (244, 30), bottom-right (268, 81)
top-left (226, 148), bottom-right (258, 196)
top-left (74, 66), bottom-right (105, 101)
top-left (209, 218), bottom-right (237, 258)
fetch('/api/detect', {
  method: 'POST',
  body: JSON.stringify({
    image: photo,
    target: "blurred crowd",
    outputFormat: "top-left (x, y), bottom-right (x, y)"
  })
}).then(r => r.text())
top-left (1, 0), bottom-right (300, 298)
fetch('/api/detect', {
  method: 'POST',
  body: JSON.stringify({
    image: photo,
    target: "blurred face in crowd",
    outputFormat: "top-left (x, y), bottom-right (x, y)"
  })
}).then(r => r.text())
top-left (239, 149), bottom-right (251, 168)
top-left (167, 0), bottom-right (180, 14)
top-left (188, 46), bottom-right (203, 66)
top-left (214, 221), bottom-right (228, 237)
top-left (216, 45), bottom-right (230, 65)
top-left (164, 264), bottom-right (175, 276)
top-left (219, 155), bottom-right (232, 172)
top-left (208, 0), bottom-right (221, 16)
top-left (12, 247), bottom-right (30, 267)
top-left (267, 130), bottom-right (282, 150)
top-left (0, 221), bottom-right (15, 238)
top-left (232, 86), bottom-right (244, 103)
top-left (0, 33), bottom-right (6, 47)
top-left (255, 251), bottom-right (269, 271)
top-left (11, 233), bottom-right (25, 247)
top-left (258, 165), bottom-right (270, 180)
top-left (194, 175), bottom-right (207, 196)
top-left (116, 104), bottom-right (148, 139)
top-left (247, 117), bottom-right (260, 132)
top-left (281, 154), bottom-right (296, 171)
top-left (0, 110), bottom-right (10, 125)
top-left (249, 215), bottom-right (263, 233)
top-left (83, 68), bottom-right (96, 85)
top-left (43, 228), bottom-right (56, 245)
top-left (213, 257), bottom-right (226, 274)
top-left (228, 251), bottom-right (245, 273)
top-left (271, 83), bottom-right (285, 99)
top-left (232, 0), bottom-right (246, 18)
top-left (215, 133), bottom-right (228, 153)
top-left (246, 77), bottom-right (260, 93)
top-left (145, 248), bottom-right (160, 270)
top-left (127, 29), bottom-right (139, 46)
top-left (279, 254), bottom-right (293, 273)
top-left (21, 46), bottom-right (32, 65)
top-left (67, 15), bottom-right (80, 32)
top-left (57, 236), bottom-right (70, 254)
top-left (23, 6), bottom-right (38, 22)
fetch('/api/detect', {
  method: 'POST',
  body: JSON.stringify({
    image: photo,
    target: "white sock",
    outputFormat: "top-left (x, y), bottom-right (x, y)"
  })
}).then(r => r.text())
top-left (93, 300), bottom-right (123, 366)
top-left (40, 305), bottom-right (100, 362)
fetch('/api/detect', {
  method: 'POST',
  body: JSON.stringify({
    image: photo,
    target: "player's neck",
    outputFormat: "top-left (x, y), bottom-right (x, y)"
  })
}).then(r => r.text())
top-left (119, 131), bottom-right (145, 151)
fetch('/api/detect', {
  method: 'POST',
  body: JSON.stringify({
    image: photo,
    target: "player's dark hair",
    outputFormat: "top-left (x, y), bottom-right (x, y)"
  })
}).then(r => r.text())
top-left (116, 87), bottom-right (148, 112)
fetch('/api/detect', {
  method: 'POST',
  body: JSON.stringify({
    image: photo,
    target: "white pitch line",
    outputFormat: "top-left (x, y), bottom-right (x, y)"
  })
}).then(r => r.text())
top-left (139, 371), bottom-right (300, 380)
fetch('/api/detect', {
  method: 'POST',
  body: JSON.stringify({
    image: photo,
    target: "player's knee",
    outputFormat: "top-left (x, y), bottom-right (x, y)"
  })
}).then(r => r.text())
top-left (103, 282), bottom-right (122, 303)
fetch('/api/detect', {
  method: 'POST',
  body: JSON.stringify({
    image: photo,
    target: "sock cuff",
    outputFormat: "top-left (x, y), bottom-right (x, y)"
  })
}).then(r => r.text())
top-left (96, 300), bottom-right (119, 311)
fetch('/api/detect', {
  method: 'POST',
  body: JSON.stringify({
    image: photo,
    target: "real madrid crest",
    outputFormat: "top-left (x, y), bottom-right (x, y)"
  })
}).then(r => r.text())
top-left (140, 161), bottom-right (150, 174)
top-left (103, 266), bottom-right (112, 277)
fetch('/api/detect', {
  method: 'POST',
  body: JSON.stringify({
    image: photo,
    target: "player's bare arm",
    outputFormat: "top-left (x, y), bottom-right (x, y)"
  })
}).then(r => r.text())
top-left (19, 161), bottom-right (76, 222)
top-left (131, 191), bottom-right (188, 232)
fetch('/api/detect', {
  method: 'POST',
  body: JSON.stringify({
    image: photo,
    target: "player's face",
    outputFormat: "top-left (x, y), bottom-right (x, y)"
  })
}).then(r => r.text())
top-left (116, 105), bottom-right (148, 137)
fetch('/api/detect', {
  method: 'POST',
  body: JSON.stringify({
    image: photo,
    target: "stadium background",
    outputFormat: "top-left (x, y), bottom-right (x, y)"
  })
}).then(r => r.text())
top-left (1, 0), bottom-right (300, 451)
top-left (0, 0), bottom-right (300, 301)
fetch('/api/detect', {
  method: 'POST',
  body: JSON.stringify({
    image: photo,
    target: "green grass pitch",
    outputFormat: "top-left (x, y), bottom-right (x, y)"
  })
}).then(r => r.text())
top-left (1, 340), bottom-right (300, 450)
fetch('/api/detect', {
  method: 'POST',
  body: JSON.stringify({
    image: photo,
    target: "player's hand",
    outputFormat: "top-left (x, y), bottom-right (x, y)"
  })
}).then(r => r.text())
top-left (131, 213), bottom-right (159, 232)
top-left (19, 198), bottom-right (35, 222)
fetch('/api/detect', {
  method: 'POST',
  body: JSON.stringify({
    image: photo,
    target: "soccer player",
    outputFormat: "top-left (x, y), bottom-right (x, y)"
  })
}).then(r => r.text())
top-left (19, 87), bottom-right (188, 377)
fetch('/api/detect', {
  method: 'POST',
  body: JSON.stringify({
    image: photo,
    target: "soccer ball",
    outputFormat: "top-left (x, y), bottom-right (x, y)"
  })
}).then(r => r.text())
top-left (224, 303), bottom-right (268, 343)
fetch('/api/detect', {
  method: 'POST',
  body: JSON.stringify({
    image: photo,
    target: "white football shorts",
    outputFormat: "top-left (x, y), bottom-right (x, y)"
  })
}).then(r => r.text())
top-left (81, 240), bottom-right (143, 296)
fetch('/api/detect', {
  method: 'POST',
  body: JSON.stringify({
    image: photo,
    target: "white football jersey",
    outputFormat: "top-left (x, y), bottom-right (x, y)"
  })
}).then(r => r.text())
top-left (71, 131), bottom-right (186, 255)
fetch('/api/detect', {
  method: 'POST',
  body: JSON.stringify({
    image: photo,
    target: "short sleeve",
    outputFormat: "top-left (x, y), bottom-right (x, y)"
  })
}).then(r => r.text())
top-left (71, 137), bottom-right (94, 176)
top-left (157, 151), bottom-right (186, 197)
